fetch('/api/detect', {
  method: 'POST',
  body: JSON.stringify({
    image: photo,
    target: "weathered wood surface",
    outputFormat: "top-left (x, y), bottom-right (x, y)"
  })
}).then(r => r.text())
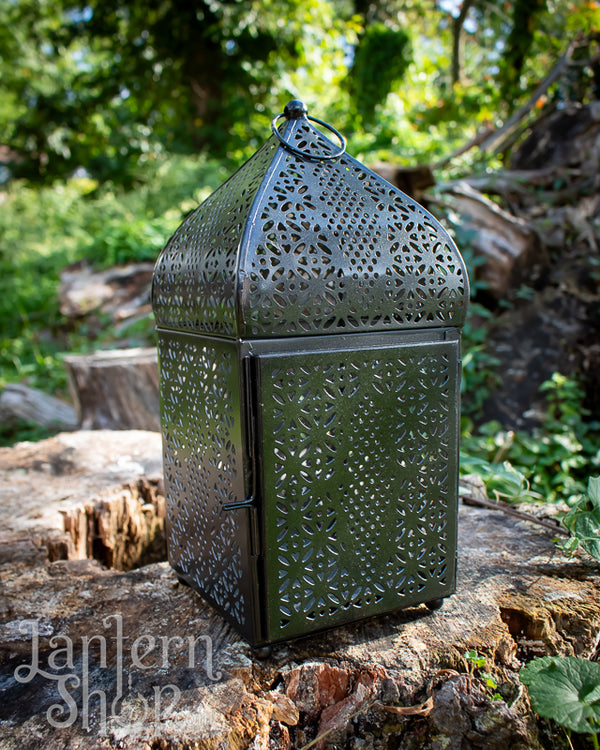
top-left (59, 262), bottom-right (154, 322)
top-left (0, 383), bottom-right (78, 432)
top-left (436, 182), bottom-right (549, 300)
top-left (369, 163), bottom-right (435, 203)
top-left (510, 100), bottom-right (600, 171)
top-left (0, 430), bottom-right (163, 566)
top-left (1, 431), bottom-right (599, 749)
top-left (64, 348), bottom-right (160, 431)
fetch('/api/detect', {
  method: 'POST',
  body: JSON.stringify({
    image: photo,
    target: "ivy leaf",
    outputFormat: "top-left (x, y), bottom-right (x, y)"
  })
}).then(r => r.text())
top-left (565, 510), bottom-right (600, 562)
top-left (562, 476), bottom-right (600, 562)
top-left (589, 476), bottom-right (600, 509)
top-left (520, 656), bottom-right (600, 734)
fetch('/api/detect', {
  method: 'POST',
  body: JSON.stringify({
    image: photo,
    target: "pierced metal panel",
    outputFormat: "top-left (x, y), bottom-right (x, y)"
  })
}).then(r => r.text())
top-left (255, 332), bottom-right (459, 641)
top-left (153, 106), bottom-right (468, 342)
top-left (153, 101), bottom-right (468, 647)
top-left (157, 331), bottom-right (254, 638)
top-left (239, 118), bottom-right (468, 338)
top-left (152, 137), bottom-right (278, 337)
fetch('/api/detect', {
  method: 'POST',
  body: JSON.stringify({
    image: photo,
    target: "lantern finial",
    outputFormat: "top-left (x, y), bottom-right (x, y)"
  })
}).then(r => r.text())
top-left (283, 99), bottom-right (308, 119)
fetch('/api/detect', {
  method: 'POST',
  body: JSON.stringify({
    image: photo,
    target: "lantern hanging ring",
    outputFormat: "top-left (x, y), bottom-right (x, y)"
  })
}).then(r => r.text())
top-left (271, 101), bottom-right (346, 161)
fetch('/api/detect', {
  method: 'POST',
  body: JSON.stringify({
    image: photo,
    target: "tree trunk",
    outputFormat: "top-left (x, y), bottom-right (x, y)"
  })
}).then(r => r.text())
top-left (64, 347), bottom-right (160, 431)
top-left (451, 0), bottom-right (475, 85)
top-left (1, 431), bottom-right (599, 748)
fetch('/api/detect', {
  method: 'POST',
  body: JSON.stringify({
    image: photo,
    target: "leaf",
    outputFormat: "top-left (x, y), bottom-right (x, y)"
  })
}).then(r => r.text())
top-left (464, 649), bottom-right (486, 669)
top-left (588, 476), bottom-right (600, 509)
top-left (520, 656), bottom-right (600, 734)
top-left (562, 500), bottom-right (600, 563)
top-left (481, 671), bottom-right (498, 689)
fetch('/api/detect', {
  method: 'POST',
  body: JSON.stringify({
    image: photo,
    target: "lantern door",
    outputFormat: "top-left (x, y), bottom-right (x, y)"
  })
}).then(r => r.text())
top-left (246, 330), bottom-right (461, 644)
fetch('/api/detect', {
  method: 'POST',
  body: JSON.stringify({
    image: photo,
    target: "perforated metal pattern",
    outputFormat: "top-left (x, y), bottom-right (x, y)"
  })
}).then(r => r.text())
top-left (152, 137), bottom-right (278, 337)
top-left (256, 333), bottom-right (459, 641)
top-left (153, 104), bottom-right (468, 646)
top-left (157, 331), bottom-right (253, 636)
top-left (240, 119), bottom-right (467, 338)
top-left (153, 114), bottom-right (468, 341)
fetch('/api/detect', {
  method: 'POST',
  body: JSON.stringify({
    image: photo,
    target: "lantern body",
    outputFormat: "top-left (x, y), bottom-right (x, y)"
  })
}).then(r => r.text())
top-left (152, 103), bottom-right (469, 647)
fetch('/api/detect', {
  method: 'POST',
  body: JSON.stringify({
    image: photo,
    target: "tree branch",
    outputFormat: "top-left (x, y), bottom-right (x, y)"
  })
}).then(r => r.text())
top-left (451, 0), bottom-right (476, 85)
top-left (462, 494), bottom-right (569, 537)
top-left (479, 40), bottom-right (576, 154)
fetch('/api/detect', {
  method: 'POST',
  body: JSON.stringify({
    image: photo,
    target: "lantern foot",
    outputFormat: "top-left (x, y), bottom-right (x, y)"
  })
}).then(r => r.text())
top-left (425, 597), bottom-right (445, 611)
top-left (253, 645), bottom-right (273, 660)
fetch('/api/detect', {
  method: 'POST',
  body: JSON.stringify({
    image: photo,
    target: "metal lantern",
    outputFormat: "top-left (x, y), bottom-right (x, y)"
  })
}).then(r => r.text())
top-left (152, 100), bottom-right (469, 649)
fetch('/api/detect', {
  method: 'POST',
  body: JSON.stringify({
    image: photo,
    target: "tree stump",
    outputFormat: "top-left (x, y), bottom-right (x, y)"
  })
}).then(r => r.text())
top-left (64, 348), bottom-right (160, 431)
top-left (1, 431), bottom-right (599, 749)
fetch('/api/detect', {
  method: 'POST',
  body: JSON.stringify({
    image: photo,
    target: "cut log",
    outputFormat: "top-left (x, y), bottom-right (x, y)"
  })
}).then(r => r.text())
top-left (369, 163), bottom-right (435, 202)
top-left (510, 100), bottom-right (600, 171)
top-left (1, 432), bottom-right (599, 749)
top-left (0, 429), bottom-right (163, 568)
top-left (438, 182), bottom-right (549, 299)
top-left (0, 383), bottom-right (78, 431)
top-left (64, 347), bottom-right (160, 431)
top-left (51, 477), bottom-right (166, 570)
top-left (59, 262), bottom-right (154, 322)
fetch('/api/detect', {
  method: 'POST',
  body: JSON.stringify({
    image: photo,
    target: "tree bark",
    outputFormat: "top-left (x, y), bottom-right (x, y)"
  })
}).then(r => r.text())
top-left (0, 383), bottom-right (78, 431)
top-left (451, 0), bottom-right (475, 85)
top-left (64, 347), bottom-right (160, 431)
top-left (1, 432), bottom-right (599, 749)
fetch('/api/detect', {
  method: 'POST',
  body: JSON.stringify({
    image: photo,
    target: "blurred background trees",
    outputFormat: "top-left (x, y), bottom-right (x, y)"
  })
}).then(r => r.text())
top-left (1, 0), bottom-right (599, 504)
top-left (1, 0), bottom-right (598, 182)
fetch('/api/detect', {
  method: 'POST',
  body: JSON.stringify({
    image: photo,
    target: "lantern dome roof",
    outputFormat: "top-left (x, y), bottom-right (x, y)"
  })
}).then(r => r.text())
top-left (152, 102), bottom-right (469, 339)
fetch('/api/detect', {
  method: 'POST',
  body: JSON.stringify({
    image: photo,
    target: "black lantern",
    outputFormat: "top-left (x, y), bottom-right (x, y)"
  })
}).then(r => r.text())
top-left (152, 100), bottom-right (469, 649)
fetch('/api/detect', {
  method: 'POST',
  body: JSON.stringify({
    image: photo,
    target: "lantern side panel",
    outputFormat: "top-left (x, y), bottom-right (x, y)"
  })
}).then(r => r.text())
top-left (157, 331), bottom-right (255, 639)
top-left (252, 331), bottom-right (460, 642)
top-left (239, 120), bottom-right (468, 339)
top-left (152, 137), bottom-right (278, 339)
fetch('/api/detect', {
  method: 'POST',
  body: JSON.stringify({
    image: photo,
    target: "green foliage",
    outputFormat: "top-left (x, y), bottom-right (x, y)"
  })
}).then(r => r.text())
top-left (461, 374), bottom-right (600, 504)
top-left (460, 301), bottom-right (501, 418)
top-left (520, 656), bottom-right (600, 741)
top-left (463, 650), bottom-right (503, 701)
top-left (560, 476), bottom-right (600, 562)
top-left (0, 155), bottom-right (226, 393)
top-left (2, 0), bottom-right (597, 182)
top-left (460, 445), bottom-right (540, 503)
top-left (499, 0), bottom-right (548, 104)
top-left (0, 419), bottom-right (56, 448)
top-left (464, 649), bottom-right (486, 671)
top-left (0, 0), bottom-right (352, 180)
top-left (349, 23), bottom-right (412, 125)
top-left (450, 222), bottom-right (502, 417)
